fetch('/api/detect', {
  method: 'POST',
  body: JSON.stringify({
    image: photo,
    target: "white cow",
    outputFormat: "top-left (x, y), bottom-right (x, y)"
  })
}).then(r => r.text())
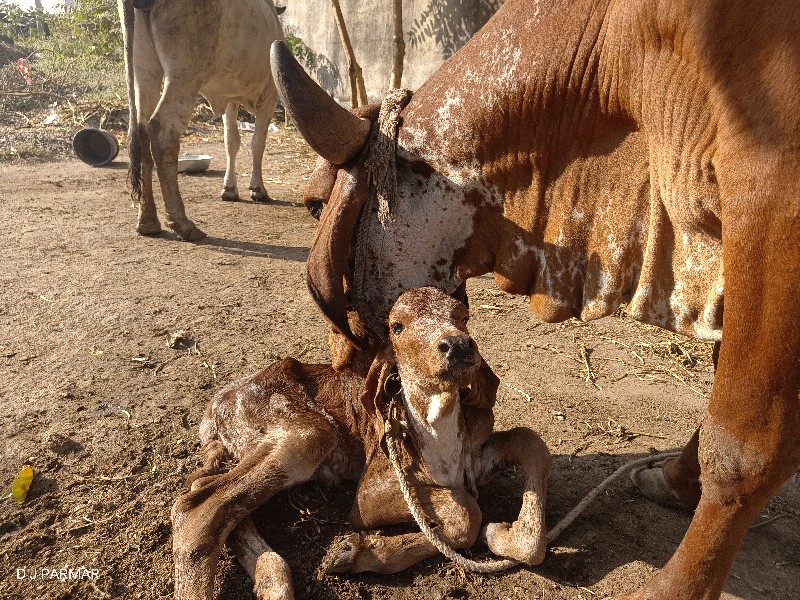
top-left (117, 0), bottom-right (284, 241)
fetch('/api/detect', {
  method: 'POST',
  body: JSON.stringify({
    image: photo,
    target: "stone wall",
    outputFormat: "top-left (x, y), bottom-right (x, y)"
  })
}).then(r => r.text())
top-left (279, 0), bottom-right (504, 103)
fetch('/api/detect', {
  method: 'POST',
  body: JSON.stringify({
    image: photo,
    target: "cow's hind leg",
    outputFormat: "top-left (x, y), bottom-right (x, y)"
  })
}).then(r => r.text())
top-left (474, 427), bottom-right (551, 565)
top-left (249, 93), bottom-right (279, 203)
top-left (129, 30), bottom-right (163, 235)
top-left (148, 81), bottom-right (205, 241)
top-left (172, 429), bottom-right (335, 600)
top-left (221, 102), bottom-right (241, 202)
top-left (630, 343), bottom-right (720, 508)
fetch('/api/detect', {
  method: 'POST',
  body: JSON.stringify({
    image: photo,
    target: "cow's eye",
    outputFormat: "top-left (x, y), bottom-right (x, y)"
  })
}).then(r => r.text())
top-left (391, 322), bottom-right (404, 335)
top-left (463, 316), bottom-right (469, 326)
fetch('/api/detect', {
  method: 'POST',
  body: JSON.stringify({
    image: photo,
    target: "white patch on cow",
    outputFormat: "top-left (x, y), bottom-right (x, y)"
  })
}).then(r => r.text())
top-left (401, 387), bottom-right (465, 488)
top-left (607, 233), bottom-right (623, 265)
top-left (435, 93), bottom-right (464, 137)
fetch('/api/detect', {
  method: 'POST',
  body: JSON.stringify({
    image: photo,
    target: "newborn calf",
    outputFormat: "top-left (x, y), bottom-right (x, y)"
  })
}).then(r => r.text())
top-left (171, 287), bottom-right (551, 600)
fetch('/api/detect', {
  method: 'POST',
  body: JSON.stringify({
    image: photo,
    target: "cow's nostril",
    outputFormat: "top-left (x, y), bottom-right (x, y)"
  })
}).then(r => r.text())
top-left (438, 340), bottom-right (451, 354)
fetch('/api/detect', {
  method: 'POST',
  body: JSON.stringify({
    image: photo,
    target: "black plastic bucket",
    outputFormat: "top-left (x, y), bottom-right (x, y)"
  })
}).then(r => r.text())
top-left (72, 128), bottom-right (119, 166)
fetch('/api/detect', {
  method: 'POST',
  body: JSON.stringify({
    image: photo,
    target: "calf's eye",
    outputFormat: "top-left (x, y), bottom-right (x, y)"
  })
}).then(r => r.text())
top-left (391, 322), bottom-right (404, 335)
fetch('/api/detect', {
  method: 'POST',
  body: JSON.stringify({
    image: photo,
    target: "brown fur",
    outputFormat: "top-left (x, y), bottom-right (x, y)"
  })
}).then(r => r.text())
top-left (171, 288), bottom-right (550, 599)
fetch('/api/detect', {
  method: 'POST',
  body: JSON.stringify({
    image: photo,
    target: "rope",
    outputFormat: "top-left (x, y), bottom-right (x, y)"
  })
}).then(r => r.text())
top-left (364, 87), bottom-right (413, 227)
top-left (384, 402), bottom-right (518, 573)
top-left (352, 88), bottom-right (413, 336)
top-left (384, 397), bottom-right (681, 573)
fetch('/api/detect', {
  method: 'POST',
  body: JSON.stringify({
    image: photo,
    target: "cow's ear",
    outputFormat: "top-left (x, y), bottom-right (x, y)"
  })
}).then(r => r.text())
top-left (306, 159), bottom-right (372, 347)
top-left (303, 157), bottom-right (338, 220)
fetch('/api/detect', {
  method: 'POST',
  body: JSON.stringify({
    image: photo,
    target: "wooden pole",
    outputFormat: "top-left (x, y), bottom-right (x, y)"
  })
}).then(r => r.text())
top-left (330, 0), bottom-right (369, 108)
top-left (389, 0), bottom-right (405, 89)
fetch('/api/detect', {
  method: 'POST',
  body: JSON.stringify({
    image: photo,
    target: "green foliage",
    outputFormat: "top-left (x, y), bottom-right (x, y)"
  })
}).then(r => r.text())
top-left (0, 1), bottom-right (48, 41)
top-left (0, 0), bottom-right (124, 119)
top-left (285, 32), bottom-right (317, 70)
top-left (54, 0), bottom-right (122, 59)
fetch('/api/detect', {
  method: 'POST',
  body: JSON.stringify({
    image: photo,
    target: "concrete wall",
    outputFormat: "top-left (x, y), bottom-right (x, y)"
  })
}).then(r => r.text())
top-left (279, 0), bottom-right (504, 103)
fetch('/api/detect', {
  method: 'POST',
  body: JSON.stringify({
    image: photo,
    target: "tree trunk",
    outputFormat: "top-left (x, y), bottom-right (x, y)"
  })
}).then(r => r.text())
top-left (389, 0), bottom-right (405, 89)
top-left (330, 0), bottom-right (368, 108)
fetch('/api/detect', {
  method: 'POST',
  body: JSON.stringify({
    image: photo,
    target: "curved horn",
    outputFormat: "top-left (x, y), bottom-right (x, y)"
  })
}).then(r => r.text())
top-left (270, 40), bottom-right (371, 164)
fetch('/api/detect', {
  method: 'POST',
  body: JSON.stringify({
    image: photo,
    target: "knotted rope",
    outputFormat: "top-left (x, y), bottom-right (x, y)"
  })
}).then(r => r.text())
top-left (383, 389), bottom-right (681, 573)
top-left (352, 88), bottom-right (413, 336)
top-left (365, 87), bottom-right (413, 227)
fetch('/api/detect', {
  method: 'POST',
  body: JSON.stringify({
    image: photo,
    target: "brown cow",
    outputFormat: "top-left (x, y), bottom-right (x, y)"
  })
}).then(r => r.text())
top-left (269, 0), bottom-right (800, 598)
top-left (171, 288), bottom-right (550, 599)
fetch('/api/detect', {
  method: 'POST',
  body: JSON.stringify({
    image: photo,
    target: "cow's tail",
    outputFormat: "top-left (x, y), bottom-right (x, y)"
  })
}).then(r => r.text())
top-left (118, 0), bottom-right (143, 203)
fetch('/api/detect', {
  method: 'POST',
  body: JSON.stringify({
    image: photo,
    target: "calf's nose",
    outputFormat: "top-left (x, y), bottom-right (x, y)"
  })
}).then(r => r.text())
top-left (438, 335), bottom-right (475, 363)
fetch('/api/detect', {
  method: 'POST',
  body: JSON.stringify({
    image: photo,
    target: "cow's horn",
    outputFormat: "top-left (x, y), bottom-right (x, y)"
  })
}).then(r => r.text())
top-left (270, 40), bottom-right (371, 164)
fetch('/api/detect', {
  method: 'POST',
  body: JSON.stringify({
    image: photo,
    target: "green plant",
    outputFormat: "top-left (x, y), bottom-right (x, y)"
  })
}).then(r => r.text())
top-left (52, 0), bottom-right (121, 59)
top-left (284, 31), bottom-right (317, 70)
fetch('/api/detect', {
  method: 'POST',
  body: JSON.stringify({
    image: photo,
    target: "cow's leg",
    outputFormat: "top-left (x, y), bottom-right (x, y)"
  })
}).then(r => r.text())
top-left (221, 102), bottom-right (241, 202)
top-left (147, 81), bottom-right (205, 241)
top-left (630, 342), bottom-right (720, 509)
top-left (172, 429), bottom-right (334, 600)
top-left (473, 427), bottom-right (550, 565)
top-left (325, 484), bottom-right (482, 574)
top-left (619, 154), bottom-right (800, 600)
top-left (630, 342), bottom-right (721, 508)
top-left (129, 28), bottom-right (163, 235)
top-left (249, 94), bottom-right (279, 203)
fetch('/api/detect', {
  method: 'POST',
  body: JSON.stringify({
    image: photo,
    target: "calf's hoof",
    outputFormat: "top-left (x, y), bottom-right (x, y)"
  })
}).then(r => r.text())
top-left (250, 187), bottom-right (272, 203)
top-left (481, 522), bottom-right (543, 566)
top-left (136, 220), bottom-right (162, 236)
top-left (221, 187), bottom-right (240, 202)
top-left (629, 461), bottom-right (696, 509)
top-left (320, 533), bottom-right (361, 574)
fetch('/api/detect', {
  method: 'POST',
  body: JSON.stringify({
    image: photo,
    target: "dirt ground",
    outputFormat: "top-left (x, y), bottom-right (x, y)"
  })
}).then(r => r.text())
top-left (1, 125), bottom-right (798, 600)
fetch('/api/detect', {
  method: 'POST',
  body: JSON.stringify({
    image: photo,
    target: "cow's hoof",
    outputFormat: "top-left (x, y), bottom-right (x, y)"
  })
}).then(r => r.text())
top-left (250, 187), bottom-right (272, 203)
top-left (221, 187), bottom-right (240, 202)
top-left (137, 221), bottom-right (162, 236)
top-left (630, 462), bottom-right (695, 509)
top-left (173, 223), bottom-right (207, 242)
top-left (320, 533), bottom-right (361, 574)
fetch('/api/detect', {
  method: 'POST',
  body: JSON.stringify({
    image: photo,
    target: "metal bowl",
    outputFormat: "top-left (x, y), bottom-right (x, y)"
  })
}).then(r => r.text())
top-left (177, 154), bottom-right (212, 173)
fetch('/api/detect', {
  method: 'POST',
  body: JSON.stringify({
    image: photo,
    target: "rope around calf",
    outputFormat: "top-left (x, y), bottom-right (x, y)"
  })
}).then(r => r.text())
top-left (384, 401), bottom-right (681, 573)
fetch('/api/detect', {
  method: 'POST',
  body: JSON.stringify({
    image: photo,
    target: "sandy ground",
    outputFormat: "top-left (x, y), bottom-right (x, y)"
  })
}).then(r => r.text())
top-left (1, 126), bottom-right (798, 600)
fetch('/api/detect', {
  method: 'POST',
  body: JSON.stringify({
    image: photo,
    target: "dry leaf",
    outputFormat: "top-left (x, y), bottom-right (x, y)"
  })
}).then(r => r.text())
top-left (12, 465), bottom-right (34, 503)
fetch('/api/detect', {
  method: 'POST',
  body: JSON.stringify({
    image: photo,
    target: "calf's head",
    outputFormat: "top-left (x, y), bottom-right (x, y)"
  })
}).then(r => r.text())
top-left (388, 287), bottom-right (477, 392)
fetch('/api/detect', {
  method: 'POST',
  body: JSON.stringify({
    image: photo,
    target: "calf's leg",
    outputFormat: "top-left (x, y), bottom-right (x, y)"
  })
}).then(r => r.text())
top-left (474, 427), bottom-right (551, 565)
top-left (172, 429), bottom-right (335, 600)
top-left (328, 475), bottom-right (481, 574)
top-left (228, 516), bottom-right (294, 600)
